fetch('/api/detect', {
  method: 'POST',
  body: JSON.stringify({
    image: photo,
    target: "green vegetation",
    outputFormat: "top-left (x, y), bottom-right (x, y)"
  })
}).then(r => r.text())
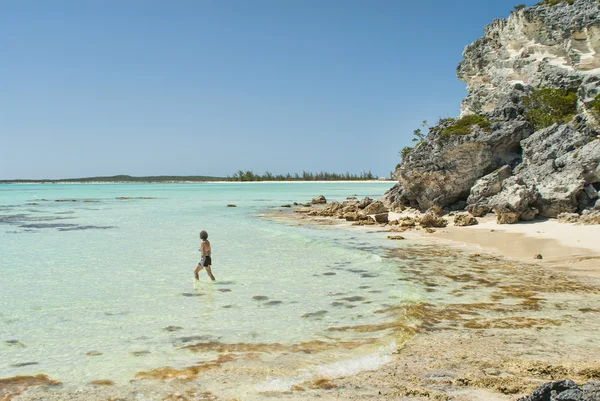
top-left (228, 170), bottom-right (376, 181)
top-left (440, 114), bottom-right (491, 138)
top-left (514, 4), bottom-right (526, 11)
top-left (0, 172), bottom-right (381, 184)
top-left (399, 146), bottom-right (413, 163)
top-left (536, 0), bottom-right (575, 6)
top-left (522, 88), bottom-right (578, 130)
top-left (397, 120), bottom-right (429, 165)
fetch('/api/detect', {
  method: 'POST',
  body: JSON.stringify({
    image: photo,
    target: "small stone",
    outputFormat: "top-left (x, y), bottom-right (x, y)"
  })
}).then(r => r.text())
top-left (302, 310), bottom-right (328, 318)
top-left (90, 380), bottom-right (114, 386)
top-left (387, 235), bottom-right (405, 240)
top-left (11, 362), bottom-right (39, 367)
top-left (162, 326), bottom-right (183, 332)
top-left (280, 204), bottom-right (292, 208)
top-left (85, 351), bottom-right (103, 356)
top-left (534, 254), bottom-right (543, 260)
top-left (252, 295), bottom-right (268, 301)
top-left (227, 204), bottom-right (237, 207)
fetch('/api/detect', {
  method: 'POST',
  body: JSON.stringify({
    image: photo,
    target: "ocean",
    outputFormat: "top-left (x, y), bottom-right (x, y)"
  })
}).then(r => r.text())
top-left (0, 182), bottom-right (424, 397)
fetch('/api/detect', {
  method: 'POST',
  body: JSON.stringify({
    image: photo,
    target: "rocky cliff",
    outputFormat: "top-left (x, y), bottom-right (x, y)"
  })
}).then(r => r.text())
top-left (383, 0), bottom-right (600, 223)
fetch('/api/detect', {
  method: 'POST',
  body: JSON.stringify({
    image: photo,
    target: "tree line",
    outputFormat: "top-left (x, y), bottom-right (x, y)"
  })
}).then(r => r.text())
top-left (228, 170), bottom-right (377, 181)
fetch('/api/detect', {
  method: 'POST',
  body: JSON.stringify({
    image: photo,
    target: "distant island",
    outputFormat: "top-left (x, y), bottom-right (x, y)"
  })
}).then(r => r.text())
top-left (0, 171), bottom-right (388, 184)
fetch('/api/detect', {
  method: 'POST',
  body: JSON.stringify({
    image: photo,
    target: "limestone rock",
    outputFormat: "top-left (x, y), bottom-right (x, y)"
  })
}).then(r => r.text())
top-left (466, 203), bottom-right (492, 218)
top-left (357, 197), bottom-right (374, 209)
top-left (517, 379), bottom-right (600, 401)
top-left (373, 213), bottom-right (389, 224)
top-left (453, 213), bottom-right (478, 227)
top-left (311, 195), bottom-right (327, 205)
top-left (362, 201), bottom-right (388, 215)
top-left (382, 0), bottom-right (600, 219)
top-left (381, 183), bottom-right (411, 212)
top-left (387, 235), bottom-right (405, 240)
top-left (580, 209), bottom-right (600, 224)
top-left (468, 165), bottom-right (512, 204)
top-left (391, 119), bottom-right (532, 210)
top-left (497, 211), bottom-right (520, 225)
top-left (342, 197), bottom-right (359, 207)
top-left (419, 213), bottom-right (448, 228)
top-left (488, 177), bottom-right (539, 223)
top-left (558, 212), bottom-right (581, 224)
top-left (517, 125), bottom-right (600, 217)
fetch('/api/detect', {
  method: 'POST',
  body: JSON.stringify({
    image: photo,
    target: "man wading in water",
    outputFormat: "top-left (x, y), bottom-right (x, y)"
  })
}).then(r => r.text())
top-left (194, 230), bottom-right (215, 281)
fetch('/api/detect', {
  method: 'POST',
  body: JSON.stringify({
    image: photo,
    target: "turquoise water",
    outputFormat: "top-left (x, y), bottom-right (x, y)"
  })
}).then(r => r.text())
top-left (0, 182), bottom-right (423, 390)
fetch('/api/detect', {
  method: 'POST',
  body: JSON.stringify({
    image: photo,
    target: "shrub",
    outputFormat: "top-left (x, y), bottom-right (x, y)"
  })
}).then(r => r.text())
top-left (522, 88), bottom-right (578, 130)
top-left (440, 115), bottom-right (491, 138)
top-left (400, 146), bottom-right (413, 163)
top-left (536, 0), bottom-right (575, 6)
top-left (514, 4), bottom-right (526, 11)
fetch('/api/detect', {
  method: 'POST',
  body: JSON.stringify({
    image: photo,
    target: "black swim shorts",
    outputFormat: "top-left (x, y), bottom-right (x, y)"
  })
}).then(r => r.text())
top-left (201, 255), bottom-right (212, 267)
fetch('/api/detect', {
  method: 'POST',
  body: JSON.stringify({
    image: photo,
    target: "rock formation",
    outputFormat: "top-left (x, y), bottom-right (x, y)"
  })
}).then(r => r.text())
top-left (517, 379), bottom-right (600, 401)
top-left (383, 0), bottom-right (600, 223)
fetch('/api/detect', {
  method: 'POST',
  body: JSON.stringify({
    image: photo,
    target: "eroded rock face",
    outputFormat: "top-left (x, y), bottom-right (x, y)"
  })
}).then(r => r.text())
top-left (382, 0), bottom-right (600, 221)
top-left (458, 0), bottom-right (600, 117)
top-left (516, 125), bottom-right (600, 217)
top-left (394, 120), bottom-right (531, 210)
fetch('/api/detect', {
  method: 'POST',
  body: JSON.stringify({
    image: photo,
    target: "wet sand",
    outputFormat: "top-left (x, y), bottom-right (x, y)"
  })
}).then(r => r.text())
top-left (5, 212), bottom-right (600, 401)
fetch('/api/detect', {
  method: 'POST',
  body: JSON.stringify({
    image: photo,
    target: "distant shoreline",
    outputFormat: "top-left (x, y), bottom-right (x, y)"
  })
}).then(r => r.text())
top-left (0, 179), bottom-right (394, 185)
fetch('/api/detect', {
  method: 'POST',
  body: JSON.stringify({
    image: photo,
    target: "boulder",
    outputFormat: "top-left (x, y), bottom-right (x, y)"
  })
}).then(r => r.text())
top-left (517, 379), bottom-right (600, 401)
top-left (357, 197), bottom-right (374, 209)
top-left (520, 207), bottom-right (539, 221)
top-left (419, 213), bottom-right (448, 228)
top-left (467, 165), bottom-right (513, 205)
top-left (454, 213), bottom-right (478, 227)
top-left (311, 195), bottom-right (327, 205)
top-left (373, 213), bottom-right (389, 224)
top-left (344, 212), bottom-right (361, 222)
top-left (466, 203), bottom-right (492, 217)
top-left (342, 197), bottom-right (359, 207)
top-left (558, 213), bottom-right (580, 224)
top-left (496, 211), bottom-right (520, 225)
top-left (362, 201), bottom-right (388, 215)
top-left (489, 177), bottom-right (539, 223)
top-left (580, 209), bottom-right (600, 225)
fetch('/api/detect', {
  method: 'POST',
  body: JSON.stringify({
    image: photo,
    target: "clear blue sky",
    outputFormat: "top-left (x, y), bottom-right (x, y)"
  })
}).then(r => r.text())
top-left (0, 0), bottom-right (536, 179)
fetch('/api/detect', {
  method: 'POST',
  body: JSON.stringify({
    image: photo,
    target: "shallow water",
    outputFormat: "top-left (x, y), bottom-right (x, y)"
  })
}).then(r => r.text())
top-left (0, 182), bottom-right (423, 390)
top-left (5, 183), bottom-right (600, 400)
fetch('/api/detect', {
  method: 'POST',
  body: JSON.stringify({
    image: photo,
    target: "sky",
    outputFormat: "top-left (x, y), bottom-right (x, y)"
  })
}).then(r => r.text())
top-left (0, 0), bottom-right (538, 180)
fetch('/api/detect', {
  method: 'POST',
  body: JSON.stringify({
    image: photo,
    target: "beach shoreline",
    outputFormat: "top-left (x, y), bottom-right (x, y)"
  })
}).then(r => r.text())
top-left (6, 201), bottom-right (600, 401)
top-left (261, 205), bottom-right (600, 400)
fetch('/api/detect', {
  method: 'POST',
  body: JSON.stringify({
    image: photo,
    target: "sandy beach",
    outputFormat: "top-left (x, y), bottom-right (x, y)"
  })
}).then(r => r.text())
top-left (426, 217), bottom-right (600, 281)
top-left (262, 210), bottom-right (600, 401)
